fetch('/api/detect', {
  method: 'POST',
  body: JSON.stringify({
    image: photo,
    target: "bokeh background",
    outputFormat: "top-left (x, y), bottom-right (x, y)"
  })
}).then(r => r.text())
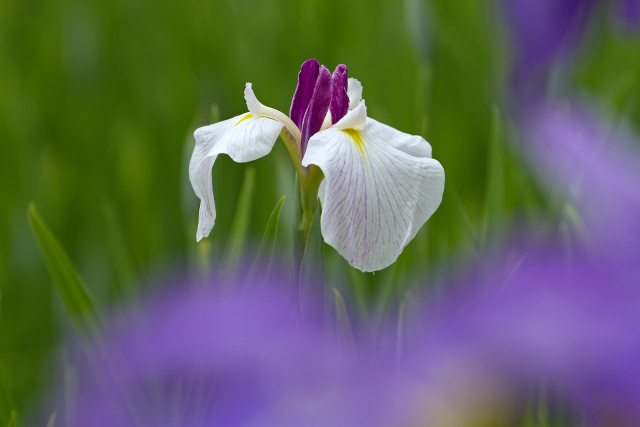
top-left (1, 0), bottom-right (639, 421)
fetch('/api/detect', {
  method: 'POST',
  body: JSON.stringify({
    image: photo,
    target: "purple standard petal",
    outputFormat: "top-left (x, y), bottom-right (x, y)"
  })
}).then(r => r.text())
top-left (289, 58), bottom-right (320, 130)
top-left (300, 65), bottom-right (332, 154)
top-left (330, 64), bottom-right (349, 125)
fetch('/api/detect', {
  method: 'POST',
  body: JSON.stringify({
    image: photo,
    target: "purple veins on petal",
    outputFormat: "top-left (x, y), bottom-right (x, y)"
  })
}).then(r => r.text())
top-left (290, 58), bottom-right (320, 130)
top-left (300, 65), bottom-right (332, 154)
top-left (330, 64), bottom-right (349, 125)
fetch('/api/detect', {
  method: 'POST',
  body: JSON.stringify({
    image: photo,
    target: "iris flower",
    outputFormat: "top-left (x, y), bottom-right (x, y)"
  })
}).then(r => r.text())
top-left (189, 59), bottom-right (445, 272)
top-left (61, 104), bottom-right (640, 425)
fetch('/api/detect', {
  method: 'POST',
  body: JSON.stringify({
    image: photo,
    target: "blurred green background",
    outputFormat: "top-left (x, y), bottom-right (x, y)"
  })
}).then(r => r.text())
top-left (1, 0), bottom-right (639, 421)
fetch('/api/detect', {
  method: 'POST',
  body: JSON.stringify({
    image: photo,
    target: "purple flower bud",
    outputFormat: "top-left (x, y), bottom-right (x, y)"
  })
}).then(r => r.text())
top-left (330, 64), bottom-right (349, 125)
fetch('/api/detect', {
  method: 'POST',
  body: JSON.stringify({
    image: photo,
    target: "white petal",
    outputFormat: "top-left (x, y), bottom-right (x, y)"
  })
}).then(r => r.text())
top-left (244, 83), bottom-right (263, 118)
top-left (368, 118), bottom-right (433, 158)
top-left (318, 179), bottom-right (327, 207)
top-left (189, 113), bottom-right (283, 241)
top-left (334, 100), bottom-right (367, 131)
top-left (245, 82), bottom-right (302, 144)
top-left (347, 78), bottom-right (363, 109)
top-left (302, 117), bottom-right (445, 272)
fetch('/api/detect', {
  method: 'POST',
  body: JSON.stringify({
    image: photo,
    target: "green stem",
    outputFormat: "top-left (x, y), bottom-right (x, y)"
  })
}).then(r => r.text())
top-left (282, 129), bottom-right (324, 284)
top-left (279, 129), bottom-right (304, 179)
top-left (299, 165), bottom-right (323, 242)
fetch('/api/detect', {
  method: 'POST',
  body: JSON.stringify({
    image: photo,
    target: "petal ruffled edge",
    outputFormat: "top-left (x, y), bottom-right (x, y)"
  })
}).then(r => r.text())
top-left (347, 78), bottom-right (363, 109)
top-left (302, 117), bottom-right (444, 271)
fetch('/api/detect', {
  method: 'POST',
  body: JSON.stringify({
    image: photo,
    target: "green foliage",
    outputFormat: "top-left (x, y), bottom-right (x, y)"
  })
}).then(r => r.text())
top-left (252, 195), bottom-right (286, 275)
top-left (0, 0), bottom-right (638, 418)
top-left (482, 104), bottom-right (505, 244)
top-left (27, 204), bottom-right (100, 336)
top-left (45, 413), bottom-right (56, 427)
top-left (298, 203), bottom-right (324, 323)
top-left (333, 288), bottom-right (357, 357)
top-left (223, 166), bottom-right (256, 270)
top-left (6, 411), bottom-right (16, 427)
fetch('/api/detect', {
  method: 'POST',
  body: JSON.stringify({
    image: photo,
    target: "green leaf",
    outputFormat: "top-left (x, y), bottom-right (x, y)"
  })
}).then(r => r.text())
top-left (332, 288), bottom-right (356, 357)
top-left (292, 173), bottom-right (305, 283)
top-left (482, 104), bottom-right (505, 244)
top-left (298, 203), bottom-right (324, 323)
top-left (448, 183), bottom-right (480, 255)
top-left (396, 296), bottom-right (408, 364)
top-left (347, 268), bottom-right (371, 321)
top-left (6, 411), bottom-right (16, 427)
top-left (0, 373), bottom-right (17, 427)
top-left (223, 166), bottom-right (256, 270)
top-left (45, 413), bottom-right (56, 427)
top-left (102, 202), bottom-right (137, 299)
top-left (27, 204), bottom-right (100, 335)
top-left (252, 195), bottom-right (285, 275)
top-left (210, 103), bottom-right (221, 123)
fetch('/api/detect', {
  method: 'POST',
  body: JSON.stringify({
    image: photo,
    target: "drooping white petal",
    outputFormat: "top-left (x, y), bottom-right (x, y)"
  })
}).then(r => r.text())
top-left (302, 117), bottom-right (445, 272)
top-left (189, 113), bottom-right (283, 241)
top-left (347, 78), bottom-right (363, 109)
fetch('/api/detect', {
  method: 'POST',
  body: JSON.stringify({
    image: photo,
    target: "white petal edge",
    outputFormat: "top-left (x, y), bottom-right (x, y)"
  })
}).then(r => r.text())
top-left (244, 82), bottom-right (302, 143)
top-left (347, 78), bottom-right (363, 109)
top-left (368, 118), bottom-right (433, 158)
top-left (302, 117), bottom-right (445, 272)
top-left (334, 100), bottom-right (367, 131)
top-left (189, 113), bottom-right (283, 241)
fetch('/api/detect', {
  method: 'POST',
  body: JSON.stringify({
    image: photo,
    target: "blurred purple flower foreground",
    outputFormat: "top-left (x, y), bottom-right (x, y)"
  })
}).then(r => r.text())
top-left (70, 277), bottom-right (405, 427)
top-left (405, 247), bottom-right (640, 425)
top-left (401, 101), bottom-right (640, 425)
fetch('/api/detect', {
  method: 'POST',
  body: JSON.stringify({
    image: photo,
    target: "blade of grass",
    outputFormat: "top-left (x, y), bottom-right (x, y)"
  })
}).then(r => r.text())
top-left (482, 104), bottom-right (505, 244)
top-left (46, 413), bottom-right (56, 427)
top-left (27, 204), bottom-right (100, 336)
top-left (251, 195), bottom-right (285, 275)
top-left (448, 183), bottom-right (480, 255)
top-left (102, 202), bottom-right (137, 299)
top-left (223, 166), bottom-right (256, 270)
top-left (299, 204), bottom-right (324, 323)
top-left (333, 288), bottom-right (357, 358)
top-left (292, 173), bottom-right (304, 283)
top-left (348, 268), bottom-right (371, 322)
top-left (396, 297), bottom-right (407, 365)
top-left (6, 411), bottom-right (16, 427)
top-left (0, 376), bottom-right (16, 427)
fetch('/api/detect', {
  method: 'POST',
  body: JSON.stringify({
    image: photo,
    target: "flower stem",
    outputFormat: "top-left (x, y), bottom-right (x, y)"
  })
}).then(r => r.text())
top-left (279, 129), bottom-right (304, 178)
top-left (292, 165), bottom-right (323, 282)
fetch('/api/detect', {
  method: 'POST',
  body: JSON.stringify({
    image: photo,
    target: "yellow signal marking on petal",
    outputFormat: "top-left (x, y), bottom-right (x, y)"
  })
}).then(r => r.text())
top-left (234, 113), bottom-right (253, 127)
top-left (343, 128), bottom-right (368, 163)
